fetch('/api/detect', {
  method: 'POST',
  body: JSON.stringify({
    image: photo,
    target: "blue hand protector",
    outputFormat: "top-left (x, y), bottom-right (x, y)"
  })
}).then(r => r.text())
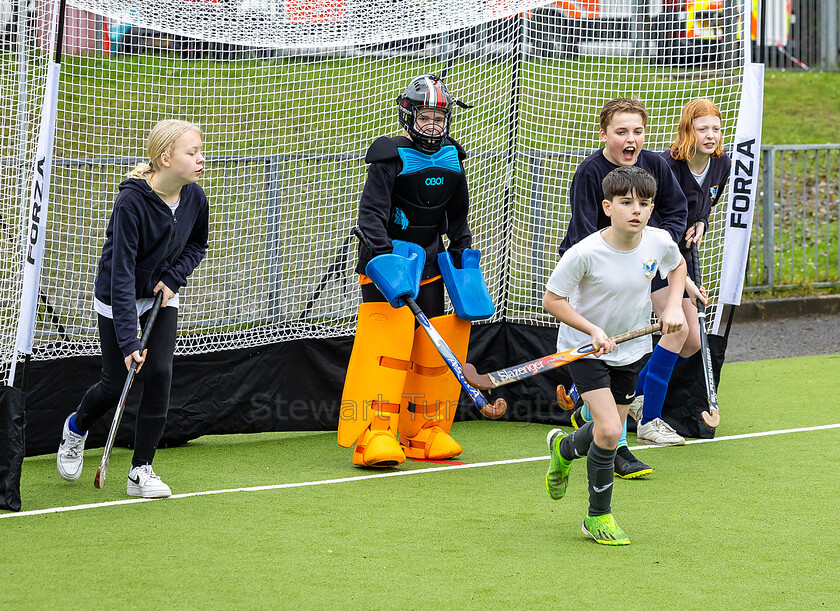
top-left (438, 249), bottom-right (495, 321)
top-left (365, 240), bottom-right (426, 309)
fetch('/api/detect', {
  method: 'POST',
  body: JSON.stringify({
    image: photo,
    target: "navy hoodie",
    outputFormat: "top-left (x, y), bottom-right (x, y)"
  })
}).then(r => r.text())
top-left (558, 149), bottom-right (688, 257)
top-left (661, 149), bottom-right (731, 254)
top-left (94, 178), bottom-right (209, 357)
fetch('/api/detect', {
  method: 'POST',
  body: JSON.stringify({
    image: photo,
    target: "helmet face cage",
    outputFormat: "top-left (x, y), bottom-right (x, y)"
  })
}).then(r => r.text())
top-left (397, 75), bottom-right (454, 154)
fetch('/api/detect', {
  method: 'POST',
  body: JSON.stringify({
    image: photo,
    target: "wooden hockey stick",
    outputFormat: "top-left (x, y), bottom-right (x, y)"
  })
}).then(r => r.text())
top-left (556, 384), bottom-right (578, 410)
top-left (691, 240), bottom-right (721, 429)
top-left (352, 227), bottom-right (506, 419)
top-left (463, 324), bottom-right (661, 390)
top-left (94, 291), bottom-right (164, 489)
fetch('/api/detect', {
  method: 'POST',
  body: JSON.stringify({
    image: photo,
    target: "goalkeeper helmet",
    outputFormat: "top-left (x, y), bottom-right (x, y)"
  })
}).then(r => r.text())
top-left (397, 74), bottom-right (454, 154)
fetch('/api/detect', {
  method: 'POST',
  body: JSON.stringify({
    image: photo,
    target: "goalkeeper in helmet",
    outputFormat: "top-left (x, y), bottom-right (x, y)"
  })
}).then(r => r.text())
top-left (338, 74), bottom-right (480, 468)
top-left (355, 74), bottom-right (471, 284)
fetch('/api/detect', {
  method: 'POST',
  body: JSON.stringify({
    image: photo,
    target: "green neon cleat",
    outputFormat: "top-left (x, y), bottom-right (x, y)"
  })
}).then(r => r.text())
top-left (545, 428), bottom-right (573, 500)
top-left (582, 513), bottom-right (631, 546)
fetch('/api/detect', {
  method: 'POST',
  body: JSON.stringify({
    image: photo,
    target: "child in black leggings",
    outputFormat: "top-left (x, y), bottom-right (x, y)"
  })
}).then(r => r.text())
top-left (57, 119), bottom-right (209, 498)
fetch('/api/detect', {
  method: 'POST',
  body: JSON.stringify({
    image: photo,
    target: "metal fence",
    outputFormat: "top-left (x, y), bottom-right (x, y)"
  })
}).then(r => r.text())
top-left (747, 144), bottom-right (840, 290)
top-left (7, 143), bottom-right (838, 303)
top-left (754, 0), bottom-right (839, 70)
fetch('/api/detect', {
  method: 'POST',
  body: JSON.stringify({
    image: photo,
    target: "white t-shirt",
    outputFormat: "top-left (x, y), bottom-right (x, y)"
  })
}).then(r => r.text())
top-left (545, 227), bottom-right (682, 366)
top-left (94, 294), bottom-right (179, 319)
top-left (691, 161), bottom-right (710, 187)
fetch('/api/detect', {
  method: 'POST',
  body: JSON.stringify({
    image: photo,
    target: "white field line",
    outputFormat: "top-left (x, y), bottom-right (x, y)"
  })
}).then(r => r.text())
top-left (3, 423), bottom-right (839, 520)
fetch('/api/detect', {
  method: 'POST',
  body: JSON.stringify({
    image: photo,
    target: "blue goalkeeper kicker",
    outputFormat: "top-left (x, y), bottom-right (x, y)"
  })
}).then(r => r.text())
top-left (437, 249), bottom-right (495, 321)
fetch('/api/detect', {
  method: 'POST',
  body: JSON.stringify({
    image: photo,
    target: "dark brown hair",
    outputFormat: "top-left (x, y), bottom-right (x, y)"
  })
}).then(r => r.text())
top-left (602, 165), bottom-right (657, 201)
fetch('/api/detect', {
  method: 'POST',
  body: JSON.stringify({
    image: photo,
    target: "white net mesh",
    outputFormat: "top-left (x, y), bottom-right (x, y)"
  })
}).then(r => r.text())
top-left (1, 0), bottom-right (746, 385)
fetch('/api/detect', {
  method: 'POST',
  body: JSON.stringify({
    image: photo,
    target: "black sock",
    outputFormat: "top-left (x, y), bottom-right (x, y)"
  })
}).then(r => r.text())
top-left (616, 445), bottom-right (635, 461)
top-left (559, 421), bottom-right (594, 461)
top-left (587, 441), bottom-right (617, 517)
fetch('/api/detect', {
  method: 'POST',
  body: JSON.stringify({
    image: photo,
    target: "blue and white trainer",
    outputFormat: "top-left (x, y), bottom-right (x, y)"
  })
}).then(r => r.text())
top-left (57, 413), bottom-right (87, 481)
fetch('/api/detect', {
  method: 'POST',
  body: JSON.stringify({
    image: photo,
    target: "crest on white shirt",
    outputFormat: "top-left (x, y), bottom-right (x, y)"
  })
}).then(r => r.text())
top-left (643, 259), bottom-right (658, 279)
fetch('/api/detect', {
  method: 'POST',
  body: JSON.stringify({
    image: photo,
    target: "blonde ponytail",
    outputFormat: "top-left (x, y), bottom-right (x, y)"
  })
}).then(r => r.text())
top-left (127, 160), bottom-right (154, 179)
top-left (127, 119), bottom-right (204, 180)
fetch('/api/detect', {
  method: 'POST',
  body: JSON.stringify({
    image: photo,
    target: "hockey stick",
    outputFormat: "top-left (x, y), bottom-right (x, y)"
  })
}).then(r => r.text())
top-left (462, 324), bottom-right (661, 390)
top-left (352, 227), bottom-right (506, 419)
top-left (691, 240), bottom-right (721, 429)
top-left (299, 232), bottom-right (353, 321)
top-left (556, 384), bottom-right (579, 411)
top-left (94, 291), bottom-right (164, 489)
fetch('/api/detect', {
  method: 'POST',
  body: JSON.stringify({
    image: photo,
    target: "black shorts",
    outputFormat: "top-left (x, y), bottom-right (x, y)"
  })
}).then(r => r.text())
top-left (567, 356), bottom-right (646, 406)
top-left (361, 276), bottom-right (445, 317)
top-left (651, 248), bottom-right (694, 295)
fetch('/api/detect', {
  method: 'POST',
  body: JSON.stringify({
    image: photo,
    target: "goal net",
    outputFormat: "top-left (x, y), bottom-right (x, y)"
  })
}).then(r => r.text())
top-left (1, 0), bottom-right (747, 386)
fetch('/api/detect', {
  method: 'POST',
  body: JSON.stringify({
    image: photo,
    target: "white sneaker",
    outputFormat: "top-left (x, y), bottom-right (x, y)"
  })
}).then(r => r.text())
top-left (57, 413), bottom-right (88, 481)
top-left (636, 418), bottom-right (686, 446)
top-left (628, 395), bottom-right (644, 422)
top-left (127, 465), bottom-right (172, 498)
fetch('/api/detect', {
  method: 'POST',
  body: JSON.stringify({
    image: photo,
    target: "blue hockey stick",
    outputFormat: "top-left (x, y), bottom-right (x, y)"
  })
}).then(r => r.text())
top-left (352, 226), bottom-right (506, 419)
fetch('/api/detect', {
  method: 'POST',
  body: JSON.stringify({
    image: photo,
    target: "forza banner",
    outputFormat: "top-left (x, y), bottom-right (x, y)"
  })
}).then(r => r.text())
top-left (714, 59), bottom-right (764, 333)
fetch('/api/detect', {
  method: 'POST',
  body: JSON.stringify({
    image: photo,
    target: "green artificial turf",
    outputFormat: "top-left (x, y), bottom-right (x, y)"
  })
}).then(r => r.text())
top-left (2, 353), bottom-right (839, 608)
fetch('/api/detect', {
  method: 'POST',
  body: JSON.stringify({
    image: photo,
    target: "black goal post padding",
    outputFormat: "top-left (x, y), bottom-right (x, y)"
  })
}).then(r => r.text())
top-left (0, 385), bottom-right (26, 512)
top-left (16, 318), bottom-right (731, 458)
top-left (461, 322), bottom-right (574, 427)
top-left (661, 333), bottom-right (727, 439)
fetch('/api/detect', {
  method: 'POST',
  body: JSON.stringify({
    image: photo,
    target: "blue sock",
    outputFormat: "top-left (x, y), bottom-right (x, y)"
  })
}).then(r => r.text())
top-left (637, 354), bottom-right (687, 397)
top-left (640, 345), bottom-right (680, 425)
top-left (68, 413), bottom-right (86, 436)
top-left (635, 360), bottom-right (650, 396)
top-left (579, 402), bottom-right (627, 448)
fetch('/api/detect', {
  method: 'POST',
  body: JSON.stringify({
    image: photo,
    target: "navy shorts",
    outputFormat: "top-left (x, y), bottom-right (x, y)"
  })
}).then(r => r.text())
top-left (567, 356), bottom-right (647, 406)
top-left (651, 248), bottom-right (694, 295)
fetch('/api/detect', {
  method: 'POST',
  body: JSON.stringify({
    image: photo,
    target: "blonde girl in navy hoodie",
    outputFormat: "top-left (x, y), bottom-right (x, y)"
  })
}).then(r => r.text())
top-left (56, 120), bottom-right (209, 498)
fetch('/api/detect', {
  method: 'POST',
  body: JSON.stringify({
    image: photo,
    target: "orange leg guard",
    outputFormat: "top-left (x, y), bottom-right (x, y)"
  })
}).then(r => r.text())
top-left (398, 314), bottom-right (471, 460)
top-left (339, 303), bottom-right (414, 467)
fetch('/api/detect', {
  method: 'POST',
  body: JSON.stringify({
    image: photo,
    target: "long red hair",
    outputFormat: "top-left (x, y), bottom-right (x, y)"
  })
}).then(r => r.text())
top-left (669, 99), bottom-right (724, 161)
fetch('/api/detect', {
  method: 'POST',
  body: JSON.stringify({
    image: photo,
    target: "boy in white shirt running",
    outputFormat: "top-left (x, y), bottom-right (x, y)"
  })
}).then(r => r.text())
top-left (542, 165), bottom-right (695, 545)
